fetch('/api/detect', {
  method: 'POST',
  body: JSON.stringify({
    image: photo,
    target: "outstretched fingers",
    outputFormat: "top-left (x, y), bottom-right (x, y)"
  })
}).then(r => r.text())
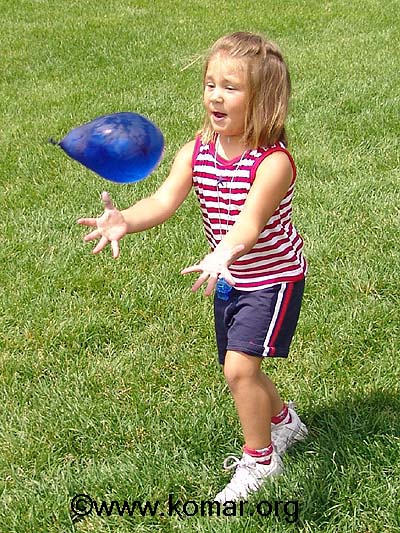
top-left (181, 244), bottom-right (245, 295)
top-left (181, 264), bottom-right (235, 295)
top-left (190, 271), bottom-right (213, 293)
top-left (101, 191), bottom-right (114, 210)
top-left (219, 268), bottom-right (236, 287)
top-left (77, 191), bottom-right (125, 258)
top-left (110, 240), bottom-right (120, 259)
top-left (92, 235), bottom-right (110, 255)
top-left (82, 229), bottom-right (101, 242)
top-left (77, 217), bottom-right (98, 227)
top-left (180, 264), bottom-right (202, 275)
top-left (204, 274), bottom-right (219, 296)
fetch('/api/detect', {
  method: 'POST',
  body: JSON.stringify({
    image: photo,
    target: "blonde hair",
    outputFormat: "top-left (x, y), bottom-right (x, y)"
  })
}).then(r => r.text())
top-left (201, 32), bottom-right (291, 148)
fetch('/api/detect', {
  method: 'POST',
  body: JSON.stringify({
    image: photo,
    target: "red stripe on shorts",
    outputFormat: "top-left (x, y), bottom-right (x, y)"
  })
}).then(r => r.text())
top-left (269, 283), bottom-right (294, 350)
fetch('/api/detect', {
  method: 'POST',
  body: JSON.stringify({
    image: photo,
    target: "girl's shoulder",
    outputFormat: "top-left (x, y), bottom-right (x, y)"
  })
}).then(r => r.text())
top-left (191, 134), bottom-right (216, 160)
top-left (258, 141), bottom-right (289, 154)
top-left (256, 142), bottom-right (294, 163)
top-left (252, 143), bottom-right (296, 183)
top-left (171, 139), bottom-right (197, 169)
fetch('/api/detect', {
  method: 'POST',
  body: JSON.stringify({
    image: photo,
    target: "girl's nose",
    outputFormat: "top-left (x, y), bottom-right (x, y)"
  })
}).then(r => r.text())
top-left (212, 92), bottom-right (223, 103)
top-left (210, 87), bottom-right (223, 103)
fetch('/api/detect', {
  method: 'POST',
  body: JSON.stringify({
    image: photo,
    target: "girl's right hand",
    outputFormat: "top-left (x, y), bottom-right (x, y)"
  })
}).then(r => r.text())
top-left (77, 191), bottom-right (129, 258)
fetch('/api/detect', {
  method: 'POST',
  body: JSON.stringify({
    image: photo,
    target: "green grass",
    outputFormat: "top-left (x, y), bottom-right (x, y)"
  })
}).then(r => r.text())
top-left (1, 0), bottom-right (399, 531)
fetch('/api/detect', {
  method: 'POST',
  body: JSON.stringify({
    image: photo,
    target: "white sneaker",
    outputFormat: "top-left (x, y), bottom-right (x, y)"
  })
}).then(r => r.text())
top-left (214, 451), bottom-right (283, 503)
top-left (271, 401), bottom-right (308, 455)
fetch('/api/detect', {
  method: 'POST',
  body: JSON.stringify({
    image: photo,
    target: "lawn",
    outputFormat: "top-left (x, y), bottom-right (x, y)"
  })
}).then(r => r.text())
top-left (0, 0), bottom-right (399, 531)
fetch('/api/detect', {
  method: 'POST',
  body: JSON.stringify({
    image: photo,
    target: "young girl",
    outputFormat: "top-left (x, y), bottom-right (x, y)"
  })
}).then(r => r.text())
top-left (78, 31), bottom-right (308, 503)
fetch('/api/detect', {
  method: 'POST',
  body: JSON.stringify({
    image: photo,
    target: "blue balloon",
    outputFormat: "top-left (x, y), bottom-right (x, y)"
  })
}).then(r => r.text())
top-left (51, 112), bottom-right (164, 183)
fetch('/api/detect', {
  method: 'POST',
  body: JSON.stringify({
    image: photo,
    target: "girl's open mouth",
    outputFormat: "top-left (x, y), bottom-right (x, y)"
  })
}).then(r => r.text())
top-left (213, 112), bottom-right (226, 120)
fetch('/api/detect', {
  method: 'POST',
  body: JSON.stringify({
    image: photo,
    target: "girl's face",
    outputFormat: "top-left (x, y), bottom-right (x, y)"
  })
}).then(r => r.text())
top-left (203, 54), bottom-right (248, 141)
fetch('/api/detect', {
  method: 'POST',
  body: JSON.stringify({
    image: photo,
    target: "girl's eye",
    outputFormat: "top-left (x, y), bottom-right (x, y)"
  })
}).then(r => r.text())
top-left (206, 82), bottom-right (215, 88)
top-left (226, 86), bottom-right (236, 91)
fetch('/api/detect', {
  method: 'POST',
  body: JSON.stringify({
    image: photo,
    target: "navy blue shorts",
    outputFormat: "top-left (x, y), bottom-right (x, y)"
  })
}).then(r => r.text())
top-left (214, 279), bottom-right (305, 365)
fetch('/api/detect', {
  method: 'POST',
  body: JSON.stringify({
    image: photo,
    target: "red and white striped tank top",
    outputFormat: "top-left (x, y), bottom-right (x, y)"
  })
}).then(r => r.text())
top-left (192, 136), bottom-right (307, 290)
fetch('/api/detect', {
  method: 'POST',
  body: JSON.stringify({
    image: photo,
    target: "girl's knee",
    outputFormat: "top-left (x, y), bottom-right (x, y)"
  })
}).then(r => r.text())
top-left (223, 363), bottom-right (241, 389)
top-left (223, 351), bottom-right (261, 390)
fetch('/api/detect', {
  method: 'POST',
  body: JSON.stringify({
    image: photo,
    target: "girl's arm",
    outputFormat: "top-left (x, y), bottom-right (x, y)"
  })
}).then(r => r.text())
top-left (78, 140), bottom-right (195, 258)
top-left (121, 140), bottom-right (195, 233)
top-left (181, 151), bottom-right (293, 294)
top-left (216, 150), bottom-right (293, 255)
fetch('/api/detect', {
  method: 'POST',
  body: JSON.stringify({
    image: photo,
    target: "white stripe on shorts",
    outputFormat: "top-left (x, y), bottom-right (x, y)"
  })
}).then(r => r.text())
top-left (262, 283), bottom-right (287, 356)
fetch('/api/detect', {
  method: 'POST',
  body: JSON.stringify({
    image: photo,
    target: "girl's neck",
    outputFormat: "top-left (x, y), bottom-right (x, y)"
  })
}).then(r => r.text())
top-left (216, 134), bottom-right (248, 160)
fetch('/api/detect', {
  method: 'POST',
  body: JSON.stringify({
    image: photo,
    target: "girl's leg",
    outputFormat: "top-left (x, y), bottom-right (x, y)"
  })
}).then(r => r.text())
top-left (223, 350), bottom-right (283, 450)
top-left (214, 350), bottom-right (285, 503)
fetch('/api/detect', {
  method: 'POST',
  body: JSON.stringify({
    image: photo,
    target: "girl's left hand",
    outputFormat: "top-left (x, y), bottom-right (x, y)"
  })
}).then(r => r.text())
top-left (181, 244), bottom-right (245, 296)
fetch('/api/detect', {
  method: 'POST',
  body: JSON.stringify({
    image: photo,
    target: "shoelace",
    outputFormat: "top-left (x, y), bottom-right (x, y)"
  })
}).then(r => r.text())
top-left (221, 455), bottom-right (263, 494)
top-left (223, 455), bottom-right (243, 471)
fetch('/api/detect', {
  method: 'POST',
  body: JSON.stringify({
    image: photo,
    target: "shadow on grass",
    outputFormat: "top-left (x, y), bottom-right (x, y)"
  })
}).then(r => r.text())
top-left (290, 388), bottom-right (400, 529)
